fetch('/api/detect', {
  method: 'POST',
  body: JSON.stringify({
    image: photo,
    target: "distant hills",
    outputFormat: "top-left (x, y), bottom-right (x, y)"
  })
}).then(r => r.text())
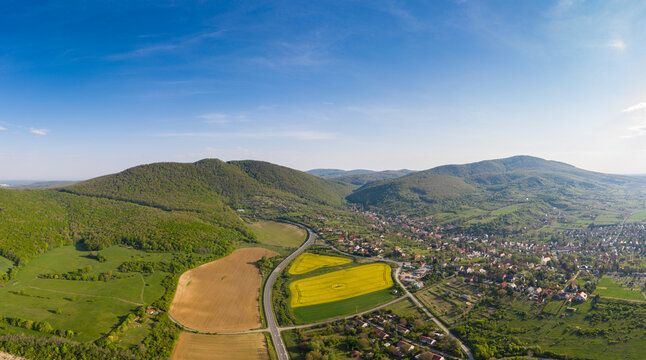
top-left (307, 168), bottom-right (414, 186)
top-left (347, 155), bottom-right (646, 232)
top-left (4, 155), bottom-right (646, 262)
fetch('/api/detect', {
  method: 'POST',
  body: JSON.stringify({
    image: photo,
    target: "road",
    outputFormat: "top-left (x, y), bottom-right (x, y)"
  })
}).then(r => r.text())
top-left (263, 225), bottom-right (317, 360)
top-left (321, 244), bottom-right (474, 360)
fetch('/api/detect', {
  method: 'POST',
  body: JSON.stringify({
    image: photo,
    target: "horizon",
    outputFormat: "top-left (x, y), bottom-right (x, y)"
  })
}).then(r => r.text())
top-left (4, 154), bottom-right (646, 182)
top-left (2, 1), bottom-right (646, 178)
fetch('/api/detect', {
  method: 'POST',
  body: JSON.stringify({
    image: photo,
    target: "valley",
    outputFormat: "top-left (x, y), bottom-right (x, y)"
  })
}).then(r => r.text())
top-left (1, 156), bottom-right (646, 360)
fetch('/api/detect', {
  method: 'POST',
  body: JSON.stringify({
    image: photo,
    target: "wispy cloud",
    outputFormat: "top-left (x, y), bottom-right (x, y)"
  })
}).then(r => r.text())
top-left (382, 2), bottom-right (426, 31)
top-left (29, 128), bottom-right (48, 136)
top-left (197, 113), bottom-right (246, 124)
top-left (622, 102), bottom-right (646, 113)
top-left (107, 30), bottom-right (227, 60)
top-left (0, 126), bottom-right (6, 131)
top-left (155, 130), bottom-right (335, 140)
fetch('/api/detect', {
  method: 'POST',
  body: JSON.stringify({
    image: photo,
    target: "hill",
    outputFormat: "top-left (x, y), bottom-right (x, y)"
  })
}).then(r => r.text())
top-left (307, 168), bottom-right (414, 186)
top-left (64, 159), bottom-right (349, 209)
top-left (0, 159), bottom-right (349, 264)
top-left (347, 155), bottom-right (646, 232)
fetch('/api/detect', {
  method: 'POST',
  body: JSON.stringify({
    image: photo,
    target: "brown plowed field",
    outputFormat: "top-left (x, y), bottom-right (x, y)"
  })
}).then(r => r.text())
top-left (169, 247), bottom-right (278, 332)
top-left (171, 332), bottom-right (269, 360)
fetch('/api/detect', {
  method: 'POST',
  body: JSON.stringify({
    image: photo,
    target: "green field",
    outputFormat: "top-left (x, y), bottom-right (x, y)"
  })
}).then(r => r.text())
top-left (291, 288), bottom-right (398, 323)
top-left (0, 256), bottom-right (12, 273)
top-left (382, 298), bottom-right (425, 318)
top-left (596, 276), bottom-right (645, 301)
top-left (627, 209), bottom-right (646, 223)
top-left (249, 221), bottom-right (307, 248)
top-left (0, 245), bottom-right (172, 342)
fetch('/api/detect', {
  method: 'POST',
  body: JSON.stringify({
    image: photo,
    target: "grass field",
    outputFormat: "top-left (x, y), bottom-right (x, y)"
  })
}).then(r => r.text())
top-left (169, 247), bottom-right (278, 332)
top-left (596, 276), bottom-right (645, 301)
top-left (171, 332), bottom-right (269, 360)
top-left (292, 288), bottom-right (397, 323)
top-left (289, 263), bottom-right (393, 308)
top-left (288, 253), bottom-right (351, 275)
top-left (249, 221), bottom-right (306, 248)
top-left (417, 280), bottom-right (481, 325)
top-left (383, 298), bottom-right (425, 318)
top-left (0, 245), bottom-right (172, 342)
top-left (627, 210), bottom-right (646, 223)
top-left (0, 256), bottom-right (12, 274)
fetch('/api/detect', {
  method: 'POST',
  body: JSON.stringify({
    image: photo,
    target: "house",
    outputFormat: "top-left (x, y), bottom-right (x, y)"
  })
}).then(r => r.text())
top-left (372, 315), bottom-right (388, 325)
top-left (574, 292), bottom-right (588, 302)
top-left (415, 352), bottom-right (445, 360)
top-left (397, 341), bottom-right (414, 353)
top-left (395, 325), bottom-right (410, 334)
top-left (145, 309), bottom-right (155, 315)
top-left (375, 329), bottom-right (389, 340)
top-left (420, 336), bottom-right (436, 346)
top-left (355, 319), bottom-right (369, 328)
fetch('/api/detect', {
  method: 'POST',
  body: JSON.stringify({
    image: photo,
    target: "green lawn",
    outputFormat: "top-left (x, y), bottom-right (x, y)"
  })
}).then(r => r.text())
top-left (0, 245), bottom-right (172, 342)
top-left (596, 276), bottom-right (645, 301)
top-left (292, 288), bottom-right (398, 323)
top-left (249, 221), bottom-right (307, 248)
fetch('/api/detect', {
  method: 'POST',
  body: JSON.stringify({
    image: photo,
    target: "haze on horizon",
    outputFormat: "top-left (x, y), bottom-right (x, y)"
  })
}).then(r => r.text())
top-left (1, 1), bottom-right (646, 180)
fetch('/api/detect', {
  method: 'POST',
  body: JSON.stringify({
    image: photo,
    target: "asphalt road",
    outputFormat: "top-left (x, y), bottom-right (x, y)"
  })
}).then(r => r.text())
top-left (263, 225), bottom-right (316, 360)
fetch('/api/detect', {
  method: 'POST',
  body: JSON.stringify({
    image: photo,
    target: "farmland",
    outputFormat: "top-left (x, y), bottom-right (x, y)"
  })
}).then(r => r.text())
top-left (171, 332), bottom-right (269, 360)
top-left (289, 263), bottom-right (393, 308)
top-left (249, 221), bottom-right (306, 248)
top-left (0, 245), bottom-right (172, 342)
top-left (288, 253), bottom-right (351, 275)
top-left (169, 247), bottom-right (278, 332)
top-left (292, 288), bottom-right (398, 323)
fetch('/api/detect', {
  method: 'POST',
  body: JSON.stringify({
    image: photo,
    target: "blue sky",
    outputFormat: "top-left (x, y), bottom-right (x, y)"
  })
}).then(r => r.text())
top-left (2, 0), bottom-right (646, 179)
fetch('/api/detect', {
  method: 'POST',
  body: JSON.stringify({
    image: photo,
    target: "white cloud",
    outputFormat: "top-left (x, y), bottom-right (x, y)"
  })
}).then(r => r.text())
top-left (0, 126), bottom-right (6, 131)
top-left (607, 39), bottom-right (626, 51)
top-left (29, 128), bottom-right (48, 136)
top-left (622, 102), bottom-right (646, 113)
top-left (155, 130), bottom-right (335, 140)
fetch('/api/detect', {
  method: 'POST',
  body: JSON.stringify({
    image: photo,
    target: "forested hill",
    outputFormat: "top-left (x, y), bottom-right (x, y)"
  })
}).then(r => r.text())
top-left (307, 168), bottom-right (414, 186)
top-left (63, 159), bottom-right (350, 209)
top-left (347, 156), bottom-right (646, 228)
top-left (0, 159), bottom-right (350, 265)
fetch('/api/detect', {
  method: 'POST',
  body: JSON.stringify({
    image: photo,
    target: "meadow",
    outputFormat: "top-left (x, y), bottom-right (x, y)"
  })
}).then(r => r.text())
top-left (288, 253), bottom-right (351, 275)
top-left (596, 275), bottom-right (645, 301)
top-left (289, 263), bottom-right (393, 308)
top-left (0, 246), bottom-right (172, 342)
top-left (249, 221), bottom-right (306, 248)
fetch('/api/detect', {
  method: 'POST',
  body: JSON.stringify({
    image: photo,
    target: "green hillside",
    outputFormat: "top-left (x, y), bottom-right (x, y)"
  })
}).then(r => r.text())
top-left (65, 159), bottom-right (348, 209)
top-left (0, 159), bottom-right (348, 264)
top-left (347, 156), bottom-right (646, 232)
top-left (0, 189), bottom-right (239, 264)
top-left (307, 168), bottom-right (414, 186)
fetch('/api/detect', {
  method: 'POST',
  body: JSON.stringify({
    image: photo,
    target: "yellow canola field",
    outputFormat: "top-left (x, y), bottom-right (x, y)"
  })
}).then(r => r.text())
top-left (288, 253), bottom-right (352, 275)
top-left (290, 263), bottom-right (393, 307)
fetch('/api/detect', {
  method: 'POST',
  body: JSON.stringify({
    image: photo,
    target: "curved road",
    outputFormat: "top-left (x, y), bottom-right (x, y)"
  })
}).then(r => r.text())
top-left (264, 226), bottom-right (317, 360)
